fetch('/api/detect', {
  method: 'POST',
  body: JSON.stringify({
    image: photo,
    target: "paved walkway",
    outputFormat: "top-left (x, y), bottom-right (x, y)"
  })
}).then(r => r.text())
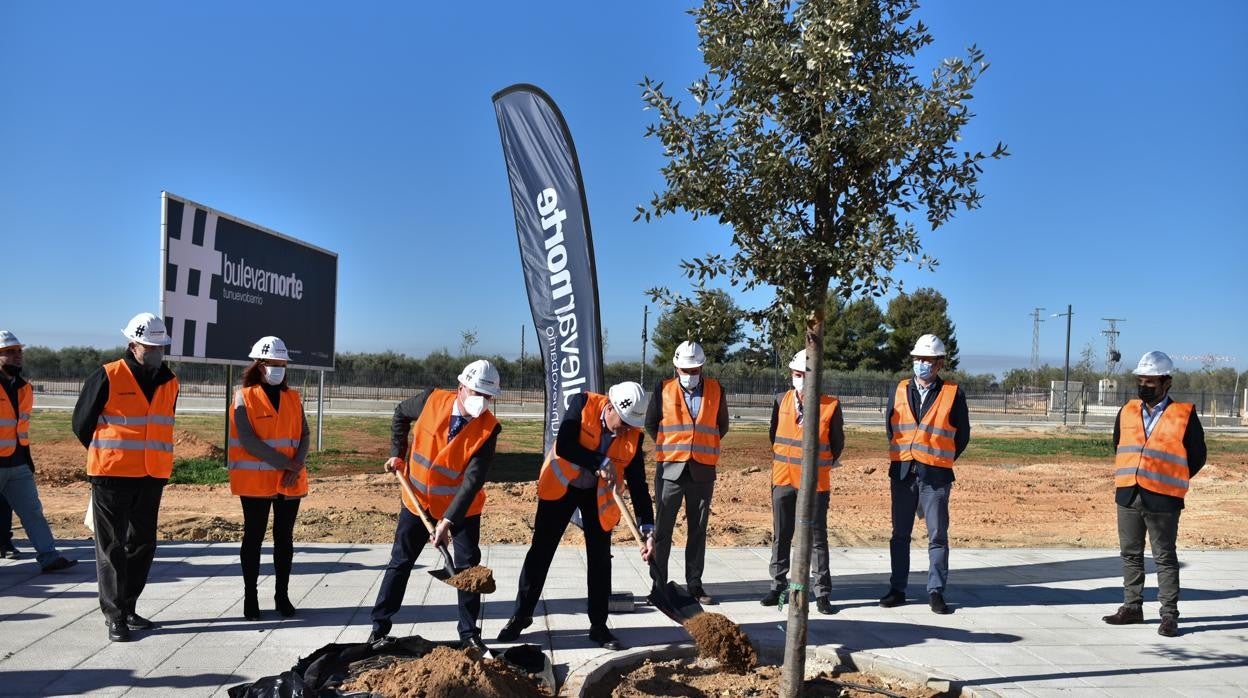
top-left (2, 542), bottom-right (1245, 696)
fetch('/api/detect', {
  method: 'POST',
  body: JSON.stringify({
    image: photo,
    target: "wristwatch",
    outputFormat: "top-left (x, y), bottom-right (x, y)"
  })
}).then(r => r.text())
top-left (640, 524), bottom-right (655, 539)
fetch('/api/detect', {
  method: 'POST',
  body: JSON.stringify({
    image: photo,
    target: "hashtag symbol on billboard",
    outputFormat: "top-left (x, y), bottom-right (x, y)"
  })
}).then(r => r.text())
top-left (165, 206), bottom-right (222, 358)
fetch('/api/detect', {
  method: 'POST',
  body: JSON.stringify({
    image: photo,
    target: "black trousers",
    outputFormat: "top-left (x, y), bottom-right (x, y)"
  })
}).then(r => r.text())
top-left (240, 496), bottom-right (301, 595)
top-left (513, 487), bottom-right (611, 627)
top-left (370, 507), bottom-right (482, 640)
top-left (653, 464), bottom-right (714, 589)
top-left (92, 477), bottom-right (165, 622)
top-left (769, 485), bottom-right (832, 598)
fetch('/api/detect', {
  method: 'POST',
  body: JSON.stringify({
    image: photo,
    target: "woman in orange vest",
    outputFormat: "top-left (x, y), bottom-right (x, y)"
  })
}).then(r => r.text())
top-left (497, 382), bottom-right (655, 651)
top-left (228, 336), bottom-right (309, 621)
top-left (762, 350), bottom-right (843, 615)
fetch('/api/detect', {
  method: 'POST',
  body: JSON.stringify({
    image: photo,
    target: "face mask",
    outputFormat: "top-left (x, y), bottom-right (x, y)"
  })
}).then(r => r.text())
top-left (792, 376), bottom-right (804, 393)
top-left (678, 373), bottom-right (700, 390)
top-left (1137, 384), bottom-right (1159, 403)
top-left (141, 348), bottom-right (164, 369)
top-left (463, 395), bottom-right (489, 418)
top-left (913, 360), bottom-right (934, 381)
top-left (1, 364), bottom-right (21, 378)
top-left (262, 365), bottom-right (286, 385)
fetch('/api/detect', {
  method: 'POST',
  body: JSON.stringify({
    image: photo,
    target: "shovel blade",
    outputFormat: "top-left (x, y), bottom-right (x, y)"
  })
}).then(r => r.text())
top-left (648, 581), bottom-right (704, 623)
top-left (428, 569), bottom-right (454, 582)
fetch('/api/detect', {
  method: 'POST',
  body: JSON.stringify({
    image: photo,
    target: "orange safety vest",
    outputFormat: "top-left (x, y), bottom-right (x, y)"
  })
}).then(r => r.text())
top-left (0, 381), bottom-right (32, 457)
top-left (228, 385), bottom-right (307, 498)
top-left (1115, 399), bottom-right (1193, 499)
top-left (87, 360), bottom-right (179, 478)
top-left (888, 380), bottom-right (959, 468)
top-left (537, 392), bottom-right (639, 531)
top-left (401, 389), bottom-right (498, 520)
top-left (654, 377), bottom-right (722, 465)
top-left (772, 390), bottom-right (839, 491)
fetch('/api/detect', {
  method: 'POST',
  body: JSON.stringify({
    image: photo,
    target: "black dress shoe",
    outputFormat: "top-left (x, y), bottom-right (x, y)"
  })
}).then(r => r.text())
top-left (815, 596), bottom-right (838, 615)
top-left (760, 588), bottom-right (786, 607)
top-left (0, 542), bottom-right (20, 559)
top-left (274, 594), bottom-right (296, 618)
top-left (929, 591), bottom-right (951, 614)
top-left (1158, 614), bottom-right (1180, 637)
top-left (879, 590), bottom-right (906, 607)
top-left (463, 635), bottom-right (488, 654)
top-left (106, 619), bottom-right (132, 642)
top-left (244, 593), bottom-right (261, 621)
top-left (496, 615), bottom-right (532, 642)
top-left (1102, 606), bottom-right (1144, 625)
top-left (40, 557), bottom-right (77, 573)
top-left (589, 625), bottom-right (623, 651)
top-left (125, 612), bottom-right (155, 630)
top-left (688, 586), bottom-right (715, 605)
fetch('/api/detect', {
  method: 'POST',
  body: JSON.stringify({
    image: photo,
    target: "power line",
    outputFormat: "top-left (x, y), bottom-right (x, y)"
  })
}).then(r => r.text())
top-left (1101, 318), bottom-right (1126, 374)
top-left (1030, 307), bottom-right (1045, 369)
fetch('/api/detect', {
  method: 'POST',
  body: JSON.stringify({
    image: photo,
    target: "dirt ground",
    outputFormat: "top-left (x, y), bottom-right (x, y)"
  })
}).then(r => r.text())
top-left (24, 424), bottom-right (1248, 551)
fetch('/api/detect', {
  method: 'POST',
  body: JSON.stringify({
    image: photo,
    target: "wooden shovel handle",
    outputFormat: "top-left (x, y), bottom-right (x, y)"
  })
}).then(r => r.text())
top-left (611, 487), bottom-right (644, 546)
top-left (393, 468), bottom-right (439, 530)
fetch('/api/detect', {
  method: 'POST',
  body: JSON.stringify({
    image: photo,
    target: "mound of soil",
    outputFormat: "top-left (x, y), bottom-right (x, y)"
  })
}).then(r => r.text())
top-left (447, 565), bottom-right (496, 593)
top-left (340, 645), bottom-right (543, 697)
top-left (173, 430), bottom-right (224, 459)
top-left (588, 658), bottom-right (937, 697)
top-left (160, 515), bottom-right (244, 541)
top-left (682, 612), bottom-right (757, 673)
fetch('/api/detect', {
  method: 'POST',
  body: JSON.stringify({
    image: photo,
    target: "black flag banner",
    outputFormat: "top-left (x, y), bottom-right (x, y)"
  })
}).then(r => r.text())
top-left (493, 84), bottom-right (605, 455)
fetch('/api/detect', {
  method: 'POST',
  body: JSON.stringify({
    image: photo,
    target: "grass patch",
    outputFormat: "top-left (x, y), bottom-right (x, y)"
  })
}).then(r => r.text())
top-left (169, 457), bottom-right (228, 485)
top-left (966, 437), bottom-right (1115, 459)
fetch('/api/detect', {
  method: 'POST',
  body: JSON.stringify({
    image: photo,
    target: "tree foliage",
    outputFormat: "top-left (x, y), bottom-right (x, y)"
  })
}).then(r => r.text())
top-left (882, 287), bottom-right (959, 368)
top-left (649, 288), bottom-right (745, 366)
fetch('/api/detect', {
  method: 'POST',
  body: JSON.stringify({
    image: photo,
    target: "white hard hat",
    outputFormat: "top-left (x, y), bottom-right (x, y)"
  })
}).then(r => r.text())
top-left (608, 381), bottom-right (649, 427)
top-left (458, 359), bottom-right (501, 397)
top-left (1132, 350), bottom-right (1174, 376)
top-left (788, 349), bottom-right (807, 373)
top-left (910, 334), bottom-right (947, 357)
top-left (673, 340), bottom-right (706, 369)
top-left (0, 330), bottom-right (22, 350)
top-left (121, 312), bottom-right (172, 346)
top-left (248, 336), bottom-right (290, 361)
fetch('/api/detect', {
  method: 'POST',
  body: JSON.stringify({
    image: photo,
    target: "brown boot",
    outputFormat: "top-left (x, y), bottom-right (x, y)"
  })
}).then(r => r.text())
top-left (1102, 606), bottom-right (1144, 625)
top-left (1158, 614), bottom-right (1179, 637)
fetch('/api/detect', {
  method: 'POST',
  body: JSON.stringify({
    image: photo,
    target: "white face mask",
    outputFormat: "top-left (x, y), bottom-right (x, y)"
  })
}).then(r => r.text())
top-left (792, 375), bottom-right (804, 393)
top-left (463, 394), bottom-right (489, 418)
top-left (678, 373), bottom-right (701, 390)
top-left (262, 365), bottom-right (285, 385)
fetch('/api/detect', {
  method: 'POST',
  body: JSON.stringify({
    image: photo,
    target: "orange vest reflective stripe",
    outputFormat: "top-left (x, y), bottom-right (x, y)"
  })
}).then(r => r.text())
top-left (1115, 400), bottom-right (1192, 499)
top-left (401, 389), bottom-right (498, 520)
top-left (228, 385), bottom-right (307, 497)
top-left (537, 392), bottom-right (639, 531)
top-left (0, 381), bottom-right (32, 457)
top-left (87, 360), bottom-right (179, 478)
top-left (654, 377), bottom-right (722, 465)
top-left (772, 390), bottom-right (838, 491)
top-left (889, 380), bottom-right (958, 468)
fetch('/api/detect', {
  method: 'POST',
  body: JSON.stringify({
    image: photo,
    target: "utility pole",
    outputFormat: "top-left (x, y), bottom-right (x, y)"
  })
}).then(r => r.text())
top-left (1030, 307), bottom-right (1045, 369)
top-left (1052, 306), bottom-right (1073, 425)
top-left (519, 325), bottom-right (525, 406)
top-left (640, 306), bottom-right (648, 386)
top-left (1101, 318), bottom-right (1126, 374)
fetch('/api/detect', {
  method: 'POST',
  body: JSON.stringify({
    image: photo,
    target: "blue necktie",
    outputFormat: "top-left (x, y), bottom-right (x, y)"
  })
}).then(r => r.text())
top-left (449, 415), bottom-right (468, 440)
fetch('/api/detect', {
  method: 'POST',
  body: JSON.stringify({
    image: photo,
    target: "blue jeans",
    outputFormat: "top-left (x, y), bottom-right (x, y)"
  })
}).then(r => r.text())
top-left (889, 476), bottom-right (952, 594)
top-left (0, 465), bottom-right (61, 566)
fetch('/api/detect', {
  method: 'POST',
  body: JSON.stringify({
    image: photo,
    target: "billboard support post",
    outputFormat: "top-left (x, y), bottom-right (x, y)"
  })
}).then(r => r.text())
top-left (317, 371), bottom-right (325, 452)
top-left (224, 364), bottom-right (233, 460)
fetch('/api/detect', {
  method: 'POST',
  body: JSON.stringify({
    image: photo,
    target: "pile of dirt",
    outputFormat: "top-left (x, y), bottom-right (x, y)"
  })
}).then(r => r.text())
top-left (682, 612), bottom-right (757, 673)
top-left (160, 515), bottom-right (244, 541)
top-left (587, 658), bottom-right (937, 697)
top-left (446, 565), bottom-right (497, 593)
top-left (340, 645), bottom-right (543, 697)
top-left (173, 430), bottom-right (224, 459)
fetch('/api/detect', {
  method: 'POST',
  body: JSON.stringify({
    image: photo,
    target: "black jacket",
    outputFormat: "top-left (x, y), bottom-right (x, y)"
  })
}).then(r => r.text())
top-left (1112, 399), bottom-right (1206, 512)
top-left (884, 376), bottom-right (970, 486)
top-left (768, 390), bottom-right (846, 461)
top-left (0, 373), bottom-right (33, 470)
top-left (560, 392), bottom-right (655, 527)
top-left (72, 352), bottom-right (178, 449)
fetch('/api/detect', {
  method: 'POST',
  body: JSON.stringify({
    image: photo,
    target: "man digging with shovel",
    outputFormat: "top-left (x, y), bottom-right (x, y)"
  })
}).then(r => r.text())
top-left (367, 360), bottom-right (502, 653)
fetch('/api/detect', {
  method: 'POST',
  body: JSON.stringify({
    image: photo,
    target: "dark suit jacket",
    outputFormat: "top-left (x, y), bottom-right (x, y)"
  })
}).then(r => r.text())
top-left (644, 376), bottom-right (730, 483)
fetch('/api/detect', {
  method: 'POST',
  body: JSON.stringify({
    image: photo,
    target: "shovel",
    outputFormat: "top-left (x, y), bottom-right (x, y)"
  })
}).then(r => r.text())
top-left (611, 488), bottom-right (705, 625)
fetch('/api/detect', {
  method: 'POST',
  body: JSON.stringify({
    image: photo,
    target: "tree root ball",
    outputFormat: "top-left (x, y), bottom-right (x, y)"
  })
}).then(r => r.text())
top-left (682, 612), bottom-right (757, 673)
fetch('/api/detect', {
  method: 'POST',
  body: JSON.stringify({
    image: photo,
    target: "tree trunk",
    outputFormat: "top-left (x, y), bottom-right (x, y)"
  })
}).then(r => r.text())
top-left (780, 282), bottom-right (828, 697)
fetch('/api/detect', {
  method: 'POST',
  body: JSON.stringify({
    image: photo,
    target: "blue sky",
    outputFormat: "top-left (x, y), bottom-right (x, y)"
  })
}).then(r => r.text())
top-left (2, 1), bottom-right (1244, 377)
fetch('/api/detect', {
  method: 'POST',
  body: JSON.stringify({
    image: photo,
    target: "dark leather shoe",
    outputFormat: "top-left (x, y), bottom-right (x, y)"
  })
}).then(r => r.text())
top-left (243, 594), bottom-right (261, 621)
top-left (815, 596), bottom-right (838, 615)
top-left (879, 590), bottom-right (906, 608)
top-left (1, 543), bottom-right (22, 559)
top-left (463, 635), bottom-right (488, 654)
top-left (1158, 614), bottom-right (1180, 637)
top-left (496, 615), bottom-right (532, 642)
top-left (929, 591), bottom-right (951, 614)
top-left (760, 588), bottom-right (786, 606)
top-left (106, 618), bottom-right (132, 642)
top-left (688, 586), bottom-right (715, 605)
top-left (125, 613), bottom-right (155, 630)
top-left (1102, 606), bottom-right (1144, 625)
top-left (367, 630), bottom-right (389, 645)
top-left (40, 556), bottom-right (77, 573)
top-left (274, 594), bottom-right (296, 618)
top-left (589, 624), bottom-right (623, 651)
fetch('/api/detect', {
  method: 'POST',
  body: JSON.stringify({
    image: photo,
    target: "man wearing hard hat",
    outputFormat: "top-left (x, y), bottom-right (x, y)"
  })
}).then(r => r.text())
top-left (368, 359), bottom-right (502, 652)
top-left (498, 381), bottom-right (655, 651)
top-left (643, 340), bottom-right (729, 605)
top-left (1102, 351), bottom-right (1206, 638)
top-left (762, 349), bottom-right (844, 614)
top-left (0, 330), bottom-right (78, 573)
top-left (879, 334), bottom-right (969, 615)
top-left (72, 313), bottom-right (180, 642)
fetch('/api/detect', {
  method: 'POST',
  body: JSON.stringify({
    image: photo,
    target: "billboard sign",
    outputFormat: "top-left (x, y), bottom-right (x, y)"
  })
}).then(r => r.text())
top-left (160, 191), bottom-right (337, 369)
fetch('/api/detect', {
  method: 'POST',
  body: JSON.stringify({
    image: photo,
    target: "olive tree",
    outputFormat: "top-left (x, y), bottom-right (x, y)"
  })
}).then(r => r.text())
top-left (638, 1), bottom-right (1006, 691)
